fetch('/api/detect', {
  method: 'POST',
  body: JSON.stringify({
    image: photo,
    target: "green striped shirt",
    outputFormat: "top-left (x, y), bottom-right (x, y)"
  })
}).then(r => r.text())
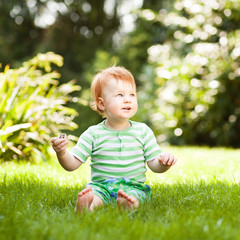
top-left (71, 120), bottom-right (162, 183)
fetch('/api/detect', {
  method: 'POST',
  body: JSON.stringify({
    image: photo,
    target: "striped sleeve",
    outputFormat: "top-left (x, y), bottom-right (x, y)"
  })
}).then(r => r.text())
top-left (143, 125), bottom-right (162, 162)
top-left (70, 127), bottom-right (94, 163)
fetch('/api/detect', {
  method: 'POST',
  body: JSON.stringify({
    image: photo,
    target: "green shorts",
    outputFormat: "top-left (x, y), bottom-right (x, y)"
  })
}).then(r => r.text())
top-left (87, 178), bottom-right (151, 205)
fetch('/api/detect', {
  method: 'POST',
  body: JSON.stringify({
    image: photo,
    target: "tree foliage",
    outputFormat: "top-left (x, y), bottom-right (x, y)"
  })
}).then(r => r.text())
top-left (120, 0), bottom-right (240, 147)
top-left (0, 0), bottom-right (121, 135)
top-left (0, 0), bottom-right (120, 85)
top-left (0, 52), bottom-right (81, 162)
top-left (0, 0), bottom-right (240, 148)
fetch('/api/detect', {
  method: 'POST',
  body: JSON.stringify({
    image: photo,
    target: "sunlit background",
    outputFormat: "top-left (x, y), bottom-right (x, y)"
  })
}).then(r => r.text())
top-left (0, 0), bottom-right (240, 162)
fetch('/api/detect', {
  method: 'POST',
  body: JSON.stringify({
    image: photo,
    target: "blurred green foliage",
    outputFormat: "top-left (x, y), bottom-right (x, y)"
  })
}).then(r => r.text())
top-left (0, 0), bottom-right (239, 147)
top-left (118, 0), bottom-right (240, 147)
top-left (0, 52), bottom-right (81, 162)
top-left (0, 0), bottom-right (120, 135)
top-left (133, 0), bottom-right (240, 147)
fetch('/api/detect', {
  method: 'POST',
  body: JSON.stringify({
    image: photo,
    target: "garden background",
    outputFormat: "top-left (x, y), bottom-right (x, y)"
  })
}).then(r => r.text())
top-left (0, 0), bottom-right (240, 239)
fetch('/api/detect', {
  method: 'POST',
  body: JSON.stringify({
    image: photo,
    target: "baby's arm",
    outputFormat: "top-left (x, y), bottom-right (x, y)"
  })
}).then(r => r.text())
top-left (51, 134), bottom-right (82, 171)
top-left (147, 152), bottom-right (177, 173)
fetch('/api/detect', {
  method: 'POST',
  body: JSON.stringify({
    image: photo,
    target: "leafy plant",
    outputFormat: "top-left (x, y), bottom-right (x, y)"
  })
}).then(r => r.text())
top-left (0, 52), bottom-right (82, 162)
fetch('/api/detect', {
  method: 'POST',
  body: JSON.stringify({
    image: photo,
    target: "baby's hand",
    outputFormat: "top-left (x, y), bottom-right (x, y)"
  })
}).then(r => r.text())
top-left (51, 134), bottom-right (68, 155)
top-left (158, 152), bottom-right (177, 166)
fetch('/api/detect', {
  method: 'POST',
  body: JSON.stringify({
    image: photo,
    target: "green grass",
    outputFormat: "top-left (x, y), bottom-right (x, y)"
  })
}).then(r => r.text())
top-left (1, 146), bottom-right (240, 240)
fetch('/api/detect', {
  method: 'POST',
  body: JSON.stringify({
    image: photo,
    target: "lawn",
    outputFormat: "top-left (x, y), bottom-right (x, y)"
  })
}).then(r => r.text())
top-left (0, 146), bottom-right (240, 240)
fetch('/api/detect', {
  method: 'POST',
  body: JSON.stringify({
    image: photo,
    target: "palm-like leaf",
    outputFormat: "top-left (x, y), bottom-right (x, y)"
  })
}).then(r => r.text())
top-left (0, 52), bottom-right (82, 162)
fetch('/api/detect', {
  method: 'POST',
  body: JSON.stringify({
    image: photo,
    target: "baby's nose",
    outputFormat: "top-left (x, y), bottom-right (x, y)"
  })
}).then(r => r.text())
top-left (124, 96), bottom-right (131, 102)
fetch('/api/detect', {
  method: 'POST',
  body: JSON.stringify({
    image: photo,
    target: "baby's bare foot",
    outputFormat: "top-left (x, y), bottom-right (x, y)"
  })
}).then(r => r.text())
top-left (75, 186), bottom-right (94, 213)
top-left (117, 189), bottom-right (139, 210)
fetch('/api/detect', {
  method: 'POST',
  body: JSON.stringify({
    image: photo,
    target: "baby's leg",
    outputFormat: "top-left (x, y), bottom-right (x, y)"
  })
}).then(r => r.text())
top-left (117, 189), bottom-right (139, 210)
top-left (75, 186), bottom-right (103, 213)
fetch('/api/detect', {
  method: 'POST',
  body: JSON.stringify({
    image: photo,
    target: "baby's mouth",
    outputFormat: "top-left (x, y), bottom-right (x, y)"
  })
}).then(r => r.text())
top-left (122, 107), bottom-right (131, 110)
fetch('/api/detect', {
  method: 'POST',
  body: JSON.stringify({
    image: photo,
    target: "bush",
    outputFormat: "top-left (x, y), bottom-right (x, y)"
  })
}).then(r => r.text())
top-left (134, 0), bottom-right (240, 147)
top-left (0, 52), bottom-right (82, 162)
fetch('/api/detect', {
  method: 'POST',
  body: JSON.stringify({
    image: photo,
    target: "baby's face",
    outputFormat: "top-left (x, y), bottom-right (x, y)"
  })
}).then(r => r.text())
top-left (99, 78), bottom-right (138, 121)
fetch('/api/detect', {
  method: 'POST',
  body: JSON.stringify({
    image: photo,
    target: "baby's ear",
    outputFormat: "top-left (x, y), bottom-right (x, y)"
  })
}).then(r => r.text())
top-left (97, 97), bottom-right (105, 111)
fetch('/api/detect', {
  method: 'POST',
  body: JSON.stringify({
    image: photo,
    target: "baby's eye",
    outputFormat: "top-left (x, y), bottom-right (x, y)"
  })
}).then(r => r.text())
top-left (117, 94), bottom-right (123, 97)
top-left (130, 93), bottom-right (135, 97)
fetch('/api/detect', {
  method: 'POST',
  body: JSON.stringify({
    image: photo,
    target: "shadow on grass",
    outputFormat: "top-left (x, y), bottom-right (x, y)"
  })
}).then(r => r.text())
top-left (1, 177), bottom-right (240, 214)
top-left (0, 178), bottom-right (84, 212)
top-left (1, 177), bottom-right (240, 240)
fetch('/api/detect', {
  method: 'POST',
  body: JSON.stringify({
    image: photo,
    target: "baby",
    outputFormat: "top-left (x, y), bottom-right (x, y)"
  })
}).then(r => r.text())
top-left (51, 66), bottom-right (177, 212)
